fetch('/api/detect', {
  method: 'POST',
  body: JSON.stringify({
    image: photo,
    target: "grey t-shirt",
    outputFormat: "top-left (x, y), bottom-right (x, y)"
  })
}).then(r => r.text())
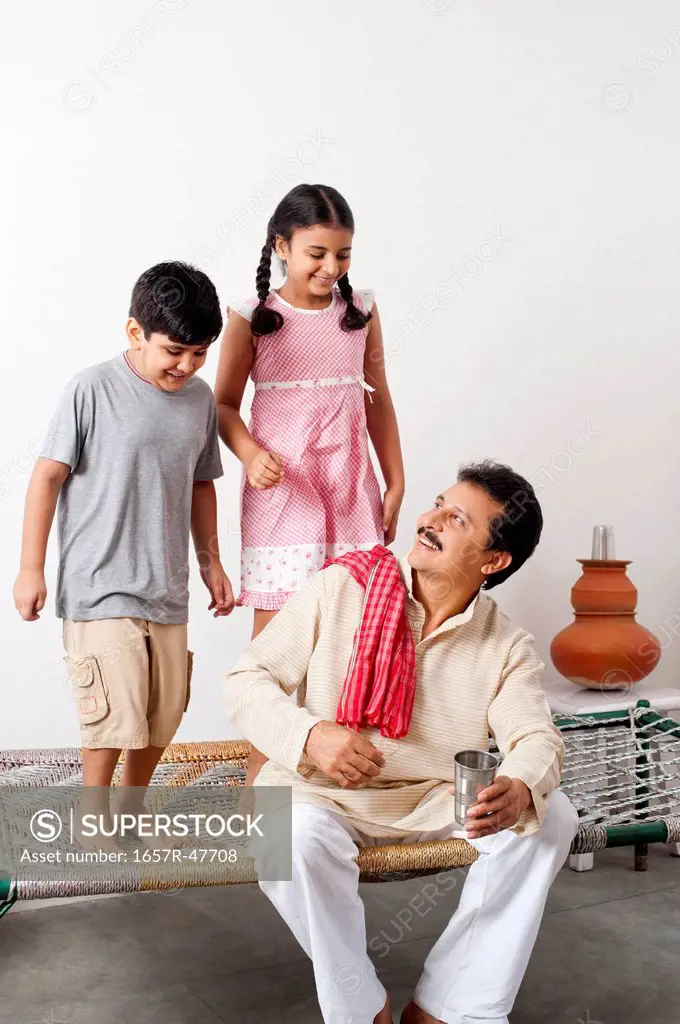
top-left (39, 353), bottom-right (223, 625)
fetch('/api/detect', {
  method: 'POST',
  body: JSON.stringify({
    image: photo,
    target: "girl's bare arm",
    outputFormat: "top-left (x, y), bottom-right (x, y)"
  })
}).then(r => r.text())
top-left (214, 312), bottom-right (284, 488)
top-left (213, 311), bottom-right (261, 466)
top-left (362, 304), bottom-right (405, 542)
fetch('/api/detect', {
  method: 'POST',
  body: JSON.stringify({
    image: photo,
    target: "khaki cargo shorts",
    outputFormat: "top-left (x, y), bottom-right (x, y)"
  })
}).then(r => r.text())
top-left (62, 618), bottom-right (193, 750)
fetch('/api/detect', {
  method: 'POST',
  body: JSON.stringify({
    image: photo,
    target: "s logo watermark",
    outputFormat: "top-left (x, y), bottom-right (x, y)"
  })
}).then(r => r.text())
top-left (30, 809), bottom-right (63, 843)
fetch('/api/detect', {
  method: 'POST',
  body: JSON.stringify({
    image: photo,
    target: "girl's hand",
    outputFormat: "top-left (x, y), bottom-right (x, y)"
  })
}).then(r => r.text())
top-left (200, 563), bottom-right (235, 617)
top-left (382, 486), bottom-right (404, 545)
top-left (13, 569), bottom-right (47, 621)
top-left (247, 449), bottom-right (285, 490)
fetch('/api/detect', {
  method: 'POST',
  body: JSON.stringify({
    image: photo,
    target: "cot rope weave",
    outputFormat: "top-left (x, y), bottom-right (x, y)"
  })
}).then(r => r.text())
top-left (569, 824), bottom-right (609, 855)
top-left (555, 707), bottom-right (680, 826)
top-left (662, 816), bottom-right (680, 843)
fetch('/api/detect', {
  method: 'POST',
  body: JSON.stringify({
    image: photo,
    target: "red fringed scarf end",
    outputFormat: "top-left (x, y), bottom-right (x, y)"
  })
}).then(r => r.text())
top-left (322, 545), bottom-right (416, 739)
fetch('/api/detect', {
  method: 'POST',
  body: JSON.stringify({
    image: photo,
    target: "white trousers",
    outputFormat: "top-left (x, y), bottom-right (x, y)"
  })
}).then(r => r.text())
top-left (259, 790), bottom-right (578, 1024)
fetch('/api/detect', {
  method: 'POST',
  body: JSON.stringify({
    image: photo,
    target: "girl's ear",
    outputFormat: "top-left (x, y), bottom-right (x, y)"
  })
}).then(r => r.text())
top-left (274, 235), bottom-right (289, 261)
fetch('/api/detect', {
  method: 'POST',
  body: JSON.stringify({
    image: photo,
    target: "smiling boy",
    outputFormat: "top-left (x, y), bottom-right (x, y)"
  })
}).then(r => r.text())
top-left (14, 261), bottom-right (234, 800)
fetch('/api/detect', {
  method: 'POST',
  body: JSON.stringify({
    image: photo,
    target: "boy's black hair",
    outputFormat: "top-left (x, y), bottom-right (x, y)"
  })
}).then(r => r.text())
top-left (251, 184), bottom-right (370, 337)
top-left (457, 460), bottom-right (544, 590)
top-left (129, 262), bottom-right (223, 346)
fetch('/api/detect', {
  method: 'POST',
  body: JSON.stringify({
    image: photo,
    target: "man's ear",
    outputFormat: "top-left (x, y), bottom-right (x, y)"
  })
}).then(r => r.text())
top-left (481, 551), bottom-right (512, 581)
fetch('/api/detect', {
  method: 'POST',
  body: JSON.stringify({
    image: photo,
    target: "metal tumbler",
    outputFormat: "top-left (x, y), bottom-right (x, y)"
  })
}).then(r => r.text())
top-left (453, 749), bottom-right (501, 827)
top-left (591, 525), bottom-right (615, 560)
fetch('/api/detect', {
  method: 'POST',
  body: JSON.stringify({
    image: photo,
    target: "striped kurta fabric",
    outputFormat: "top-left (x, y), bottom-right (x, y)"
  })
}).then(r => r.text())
top-left (223, 556), bottom-right (564, 839)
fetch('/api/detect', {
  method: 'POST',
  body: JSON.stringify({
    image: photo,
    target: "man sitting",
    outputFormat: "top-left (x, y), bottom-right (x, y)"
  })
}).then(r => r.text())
top-left (224, 460), bottom-right (578, 1024)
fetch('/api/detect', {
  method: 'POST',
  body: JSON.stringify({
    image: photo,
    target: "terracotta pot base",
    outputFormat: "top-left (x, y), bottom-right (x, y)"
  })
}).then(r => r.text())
top-left (567, 676), bottom-right (635, 691)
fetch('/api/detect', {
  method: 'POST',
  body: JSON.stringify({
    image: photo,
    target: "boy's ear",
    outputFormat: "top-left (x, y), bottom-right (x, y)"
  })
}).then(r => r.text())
top-left (126, 317), bottom-right (146, 349)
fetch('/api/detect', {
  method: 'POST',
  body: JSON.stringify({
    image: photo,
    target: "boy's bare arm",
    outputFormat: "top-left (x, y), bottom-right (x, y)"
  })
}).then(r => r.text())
top-left (191, 480), bottom-right (235, 617)
top-left (14, 458), bottom-right (70, 621)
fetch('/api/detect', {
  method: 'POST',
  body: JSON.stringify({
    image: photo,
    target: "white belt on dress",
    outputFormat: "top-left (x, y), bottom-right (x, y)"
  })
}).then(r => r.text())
top-left (254, 375), bottom-right (376, 401)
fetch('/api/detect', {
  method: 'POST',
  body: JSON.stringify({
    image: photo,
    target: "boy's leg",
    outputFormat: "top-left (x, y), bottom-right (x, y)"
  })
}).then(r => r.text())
top-left (63, 617), bottom-right (151, 851)
top-left (82, 748), bottom-right (121, 786)
top-left (120, 746), bottom-right (167, 788)
top-left (259, 802), bottom-right (388, 1024)
top-left (77, 749), bottom-right (122, 852)
top-left (115, 622), bottom-right (189, 847)
top-left (410, 790), bottom-right (579, 1024)
top-left (145, 621), bottom-right (190, 755)
top-left (116, 746), bottom-right (170, 845)
top-left (63, 618), bottom-right (151, 752)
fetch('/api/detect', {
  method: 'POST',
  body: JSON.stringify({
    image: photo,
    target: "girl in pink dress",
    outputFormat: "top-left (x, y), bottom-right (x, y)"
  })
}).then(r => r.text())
top-left (215, 184), bottom-right (404, 780)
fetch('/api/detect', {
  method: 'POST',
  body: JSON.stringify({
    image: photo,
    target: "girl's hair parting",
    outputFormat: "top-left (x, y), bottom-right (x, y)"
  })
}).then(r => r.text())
top-left (250, 184), bottom-right (371, 337)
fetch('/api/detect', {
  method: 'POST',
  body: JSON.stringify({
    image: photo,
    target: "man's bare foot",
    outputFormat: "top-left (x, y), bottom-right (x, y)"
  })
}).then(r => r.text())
top-left (400, 1000), bottom-right (442, 1024)
top-left (374, 993), bottom-right (393, 1023)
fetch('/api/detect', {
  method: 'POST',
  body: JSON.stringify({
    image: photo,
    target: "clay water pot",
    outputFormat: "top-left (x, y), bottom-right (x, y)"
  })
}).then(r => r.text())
top-left (550, 560), bottom-right (661, 690)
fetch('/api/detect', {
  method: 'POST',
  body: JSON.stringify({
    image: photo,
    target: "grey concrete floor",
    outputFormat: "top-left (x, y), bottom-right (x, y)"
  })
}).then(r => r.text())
top-left (1, 845), bottom-right (679, 1024)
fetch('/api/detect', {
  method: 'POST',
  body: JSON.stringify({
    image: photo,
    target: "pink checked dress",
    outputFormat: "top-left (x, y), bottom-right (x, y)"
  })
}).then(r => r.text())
top-left (229, 286), bottom-right (385, 610)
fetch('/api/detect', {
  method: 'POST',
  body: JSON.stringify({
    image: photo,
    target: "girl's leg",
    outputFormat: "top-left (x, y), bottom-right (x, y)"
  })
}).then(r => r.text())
top-left (252, 608), bottom-right (278, 639)
top-left (245, 609), bottom-right (279, 785)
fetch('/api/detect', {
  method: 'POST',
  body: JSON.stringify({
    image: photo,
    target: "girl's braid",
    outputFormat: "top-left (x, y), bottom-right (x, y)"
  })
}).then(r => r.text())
top-left (251, 236), bottom-right (284, 337)
top-left (337, 272), bottom-right (371, 332)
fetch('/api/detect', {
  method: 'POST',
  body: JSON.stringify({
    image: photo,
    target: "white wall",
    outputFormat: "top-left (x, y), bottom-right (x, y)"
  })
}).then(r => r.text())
top-left (2, 0), bottom-right (680, 748)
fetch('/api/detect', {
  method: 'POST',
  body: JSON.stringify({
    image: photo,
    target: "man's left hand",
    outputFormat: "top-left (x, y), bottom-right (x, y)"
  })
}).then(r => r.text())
top-left (200, 563), bottom-right (235, 617)
top-left (449, 776), bottom-right (532, 838)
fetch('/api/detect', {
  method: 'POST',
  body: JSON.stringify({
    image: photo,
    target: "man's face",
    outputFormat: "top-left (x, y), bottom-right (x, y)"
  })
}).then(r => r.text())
top-left (127, 320), bottom-right (209, 392)
top-left (408, 481), bottom-right (510, 597)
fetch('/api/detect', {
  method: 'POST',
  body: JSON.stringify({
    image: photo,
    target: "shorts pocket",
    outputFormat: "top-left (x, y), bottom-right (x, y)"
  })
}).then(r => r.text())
top-left (185, 650), bottom-right (194, 712)
top-left (63, 654), bottom-right (109, 726)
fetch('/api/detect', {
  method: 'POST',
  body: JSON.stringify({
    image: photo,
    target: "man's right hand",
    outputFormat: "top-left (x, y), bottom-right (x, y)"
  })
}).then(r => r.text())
top-left (13, 568), bottom-right (47, 621)
top-left (304, 721), bottom-right (385, 788)
top-left (247, 449), bottom-right (284, 490)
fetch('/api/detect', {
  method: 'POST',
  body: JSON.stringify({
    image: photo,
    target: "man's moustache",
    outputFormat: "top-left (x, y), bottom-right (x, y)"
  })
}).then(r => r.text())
top-left (418, 528), bottom-right (442, 552)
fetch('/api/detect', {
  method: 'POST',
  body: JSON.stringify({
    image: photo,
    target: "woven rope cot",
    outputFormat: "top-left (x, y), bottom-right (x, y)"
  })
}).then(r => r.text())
top-left (2, 700), bottom-right (680, 916)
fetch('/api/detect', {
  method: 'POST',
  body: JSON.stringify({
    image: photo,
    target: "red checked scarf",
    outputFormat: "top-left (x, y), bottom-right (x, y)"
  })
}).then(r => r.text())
top-left (321, 545), bottom-right (417, 739)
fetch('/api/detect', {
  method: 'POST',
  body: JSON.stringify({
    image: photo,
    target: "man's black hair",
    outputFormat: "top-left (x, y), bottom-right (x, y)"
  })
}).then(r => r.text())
top-left (458, 460), bottom-right (543, 589)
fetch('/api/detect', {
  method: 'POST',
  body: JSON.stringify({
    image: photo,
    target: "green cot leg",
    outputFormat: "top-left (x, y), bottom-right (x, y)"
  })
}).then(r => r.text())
top-left (635, 700), bottom-right (651, 872)
top-left (0, 878), bottom-right (17, 919)
top-left (634, 843), bottom-right (648, 872)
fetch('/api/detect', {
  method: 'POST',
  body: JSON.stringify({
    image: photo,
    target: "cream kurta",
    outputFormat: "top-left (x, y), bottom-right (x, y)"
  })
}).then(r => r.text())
top-left (224, 556), bottom-right (563, 838)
